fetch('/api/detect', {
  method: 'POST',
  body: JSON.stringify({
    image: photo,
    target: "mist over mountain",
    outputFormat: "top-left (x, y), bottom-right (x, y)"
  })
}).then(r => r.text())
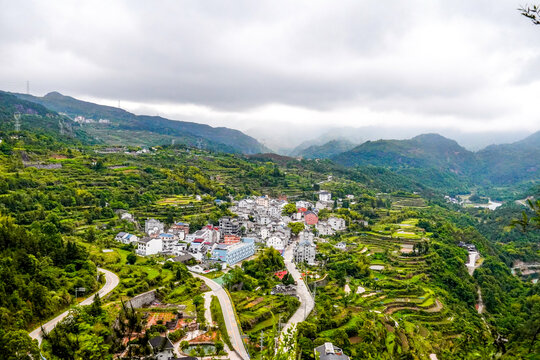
top-left (289, 139), bottom-right (356, 159)
top-left (262, 125), bottom-right (533, 154)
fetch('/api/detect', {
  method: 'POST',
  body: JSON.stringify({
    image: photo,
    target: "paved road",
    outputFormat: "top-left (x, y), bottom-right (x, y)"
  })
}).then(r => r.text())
top-left (192, 273), bottom-right (250, 360)
top-left (281, 243), bottom-right (315, 336)
top-left (29, 268), bottom-right (120, 345)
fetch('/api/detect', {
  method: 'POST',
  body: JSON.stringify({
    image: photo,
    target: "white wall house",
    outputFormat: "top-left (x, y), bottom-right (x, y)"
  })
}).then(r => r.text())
top-left (294, 240), bottom-right (316, 265)
top-left (298, 230), bottom-right (315, 243)
top-left (157, 233), bottom-right (177, 252)
top-left (266, 236), bottom-right (285, 252)
top-left (260, 227), bottom-right (270, 240)
top-left (319, 191), bottom-right (332, 202)
top-left (328, 217), bottom-right (346, 231)
top-left (145, 218), bottom-right (164, 236)
top-left (115, 232), bottom-right (139, 244)
top-left (137, 238), bottom-right (163, 256)
top-left (316, 222), bottom-right (335, 236)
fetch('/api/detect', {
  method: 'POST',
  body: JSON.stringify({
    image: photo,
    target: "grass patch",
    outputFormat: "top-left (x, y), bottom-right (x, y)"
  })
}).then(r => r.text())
top-left (211, 295), bottom-right (233, 349)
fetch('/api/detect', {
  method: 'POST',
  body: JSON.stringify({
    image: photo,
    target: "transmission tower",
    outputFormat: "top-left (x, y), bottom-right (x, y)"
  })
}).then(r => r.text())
top-left (196, 138), bottom-right (203, 149)
top-left (14, 112), bottom-right (21, 132)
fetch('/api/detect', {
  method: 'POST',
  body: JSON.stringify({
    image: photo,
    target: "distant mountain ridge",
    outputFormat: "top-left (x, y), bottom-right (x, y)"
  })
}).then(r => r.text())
top-left (10, 91), bottom-right (269, 154)
top-left (293, 139), bottom-right (356, 159)
top-left (332, 132), bottom-right (540, 189)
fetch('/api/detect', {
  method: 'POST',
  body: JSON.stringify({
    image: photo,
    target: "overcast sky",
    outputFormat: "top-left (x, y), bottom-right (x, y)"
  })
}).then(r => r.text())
top-left (1, 0), bottom-right (539, 149)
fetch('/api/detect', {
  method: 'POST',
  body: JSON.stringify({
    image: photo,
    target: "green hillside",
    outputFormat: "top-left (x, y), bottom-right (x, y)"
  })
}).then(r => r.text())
top-left (295, 139), bottom-right (356, 159)
top-left (11, 91), bottom-right (269, 154)
top-left (332, 132), bottom-right (540, 194)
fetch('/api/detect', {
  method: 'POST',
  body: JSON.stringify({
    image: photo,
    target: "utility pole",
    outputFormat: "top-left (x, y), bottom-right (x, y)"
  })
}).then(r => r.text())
top-left (259, 330), bottom-right (264, 360)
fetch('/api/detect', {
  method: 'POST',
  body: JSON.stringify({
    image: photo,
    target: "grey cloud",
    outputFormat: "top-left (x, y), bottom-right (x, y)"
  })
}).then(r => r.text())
top-left (0, 0), bottom-right (539, 128)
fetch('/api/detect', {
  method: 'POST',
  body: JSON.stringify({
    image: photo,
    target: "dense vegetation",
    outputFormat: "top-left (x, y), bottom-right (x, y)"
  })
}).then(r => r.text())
top-left (332, 132), bottom-right (540, 197)
top-left (11, 91), bottom-right (268, 154)
top-left (0, 96), bottom-right (539, 359)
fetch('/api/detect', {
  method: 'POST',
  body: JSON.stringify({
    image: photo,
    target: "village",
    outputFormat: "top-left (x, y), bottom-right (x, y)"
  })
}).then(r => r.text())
top-left (115, 190), bottom-right (350, 272)
top-left (112, 190), bottom-right (354, 359)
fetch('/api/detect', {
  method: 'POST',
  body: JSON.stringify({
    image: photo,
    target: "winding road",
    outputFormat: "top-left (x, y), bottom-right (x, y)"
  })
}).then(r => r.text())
top-left (281, 242), bottom-right (315, 336)
top-left (29, 267), bottom-right (119, 345)
top-left (191, 272), bottom-right (250, 360)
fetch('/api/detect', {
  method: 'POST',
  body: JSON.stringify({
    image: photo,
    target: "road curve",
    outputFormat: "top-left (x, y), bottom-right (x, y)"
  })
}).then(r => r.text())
top-left (191, 272), bottom-right (250, 360)
top-left (29, 267), bottom-right (120, 345)
top-left (281, 242), bottom-right (315, 335)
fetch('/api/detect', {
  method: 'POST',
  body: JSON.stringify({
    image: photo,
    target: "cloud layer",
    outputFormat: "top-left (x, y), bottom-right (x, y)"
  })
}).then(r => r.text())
top-left (1, 0), bottom-right (539, 148)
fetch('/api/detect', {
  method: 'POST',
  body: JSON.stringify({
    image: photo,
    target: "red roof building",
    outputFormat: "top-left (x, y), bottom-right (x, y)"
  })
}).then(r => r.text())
top-left (223, 234), bottom-right (241, 245)
top-left (274, 270), bottom-right (288, 280)
top-left (304, 211), bottom-right (319, 225)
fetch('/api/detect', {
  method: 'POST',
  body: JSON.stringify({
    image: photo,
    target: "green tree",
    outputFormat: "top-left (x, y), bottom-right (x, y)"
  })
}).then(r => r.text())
top-left (282, 203), bottom-right (297, 216)
top-left (126, 252), bottom-right (137, 265)
top-left (288, 222), bottom-right (305, 236)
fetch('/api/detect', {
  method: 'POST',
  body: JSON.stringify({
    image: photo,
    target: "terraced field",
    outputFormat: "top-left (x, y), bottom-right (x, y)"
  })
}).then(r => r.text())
top-left (310, 219), bottom-right (453, 356)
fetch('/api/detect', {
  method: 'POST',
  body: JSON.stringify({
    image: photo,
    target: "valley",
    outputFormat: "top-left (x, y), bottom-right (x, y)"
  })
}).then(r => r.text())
top-left (0, 92), bottom-right (538, 360)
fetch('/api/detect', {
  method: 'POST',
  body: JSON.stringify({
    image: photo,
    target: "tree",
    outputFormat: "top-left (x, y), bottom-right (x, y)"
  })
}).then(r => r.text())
top-left (520, 5), bottom-right (540, 24)
top-left (88, 293), bottom-right (102, 317)
top-left (215, 340), bottom-right (224, 354)
top-left (288, 222), bottom-right (305, 236)
top-left (0, 329), bottom-right (40, 360)
top-left (282, 203), bottom-right (297, 216)
top-left (512, 199), bottom-right (540, 231)
top-left (126, 253), bottom-right (137, 265)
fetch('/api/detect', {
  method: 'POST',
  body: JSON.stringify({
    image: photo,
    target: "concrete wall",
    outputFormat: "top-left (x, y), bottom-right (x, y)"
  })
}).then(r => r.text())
top-left (126, 290), bottom-right (157, 308)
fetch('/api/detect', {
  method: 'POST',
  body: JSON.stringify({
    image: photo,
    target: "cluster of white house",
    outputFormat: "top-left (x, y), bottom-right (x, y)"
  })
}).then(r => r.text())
top-left (230, 193), bottom-right (349, 265)
top-left (114, 191), bottom-right (350, 267)
top-left (116, 218), bottom-right (256, 266)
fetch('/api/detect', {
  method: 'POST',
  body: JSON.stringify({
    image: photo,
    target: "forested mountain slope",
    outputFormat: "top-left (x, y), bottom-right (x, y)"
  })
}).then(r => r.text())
top-left (332, 132), bottom-right (540, 193)
top-left (10, 91), bottom-right (269, 154)
top-left (294, 139), bottom-right (356, 159)
top-left (474, 131), bottom-right (540, 186)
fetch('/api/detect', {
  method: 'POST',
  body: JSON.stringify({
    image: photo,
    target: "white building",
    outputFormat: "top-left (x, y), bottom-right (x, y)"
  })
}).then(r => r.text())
top-left (157, 233), bottom-right (177, 252)
top-left (256, 196), bottom-right (270, 207)
top-left (316, 201), bottom-right (332, 210)
top-left (120, 212), bottom-right (134, 221)
top-left (115, 232), bottom-right (139, 244)
top-left (298, 230), bottom-right (315, 243)
top-left (257, 215), bottom-right (271, 226)
top-left (260, 227), bottom-right (271, 240)
top-left (145, 218), bottom-right (164, 236)
top-left (316, 222), bottom-right (335, 236)
top-left (171, 243), bottom-right (188, 255)
top-left (294, 239), bottom-right (316, 265)
top-left (212, 239), bottom-right (256, 265)
top-left (319, 191), bottom-right (332, 202)
top-left (137, 238), bottom-right (163, 256)
top-left (328, 217), bottom-right (346, 231)
top-left (295, 200), bottom-right (312, 209)
top-left (266, 236), bottom-right (286, 252)
top-left (185, 225), bottom-right (220, 244)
